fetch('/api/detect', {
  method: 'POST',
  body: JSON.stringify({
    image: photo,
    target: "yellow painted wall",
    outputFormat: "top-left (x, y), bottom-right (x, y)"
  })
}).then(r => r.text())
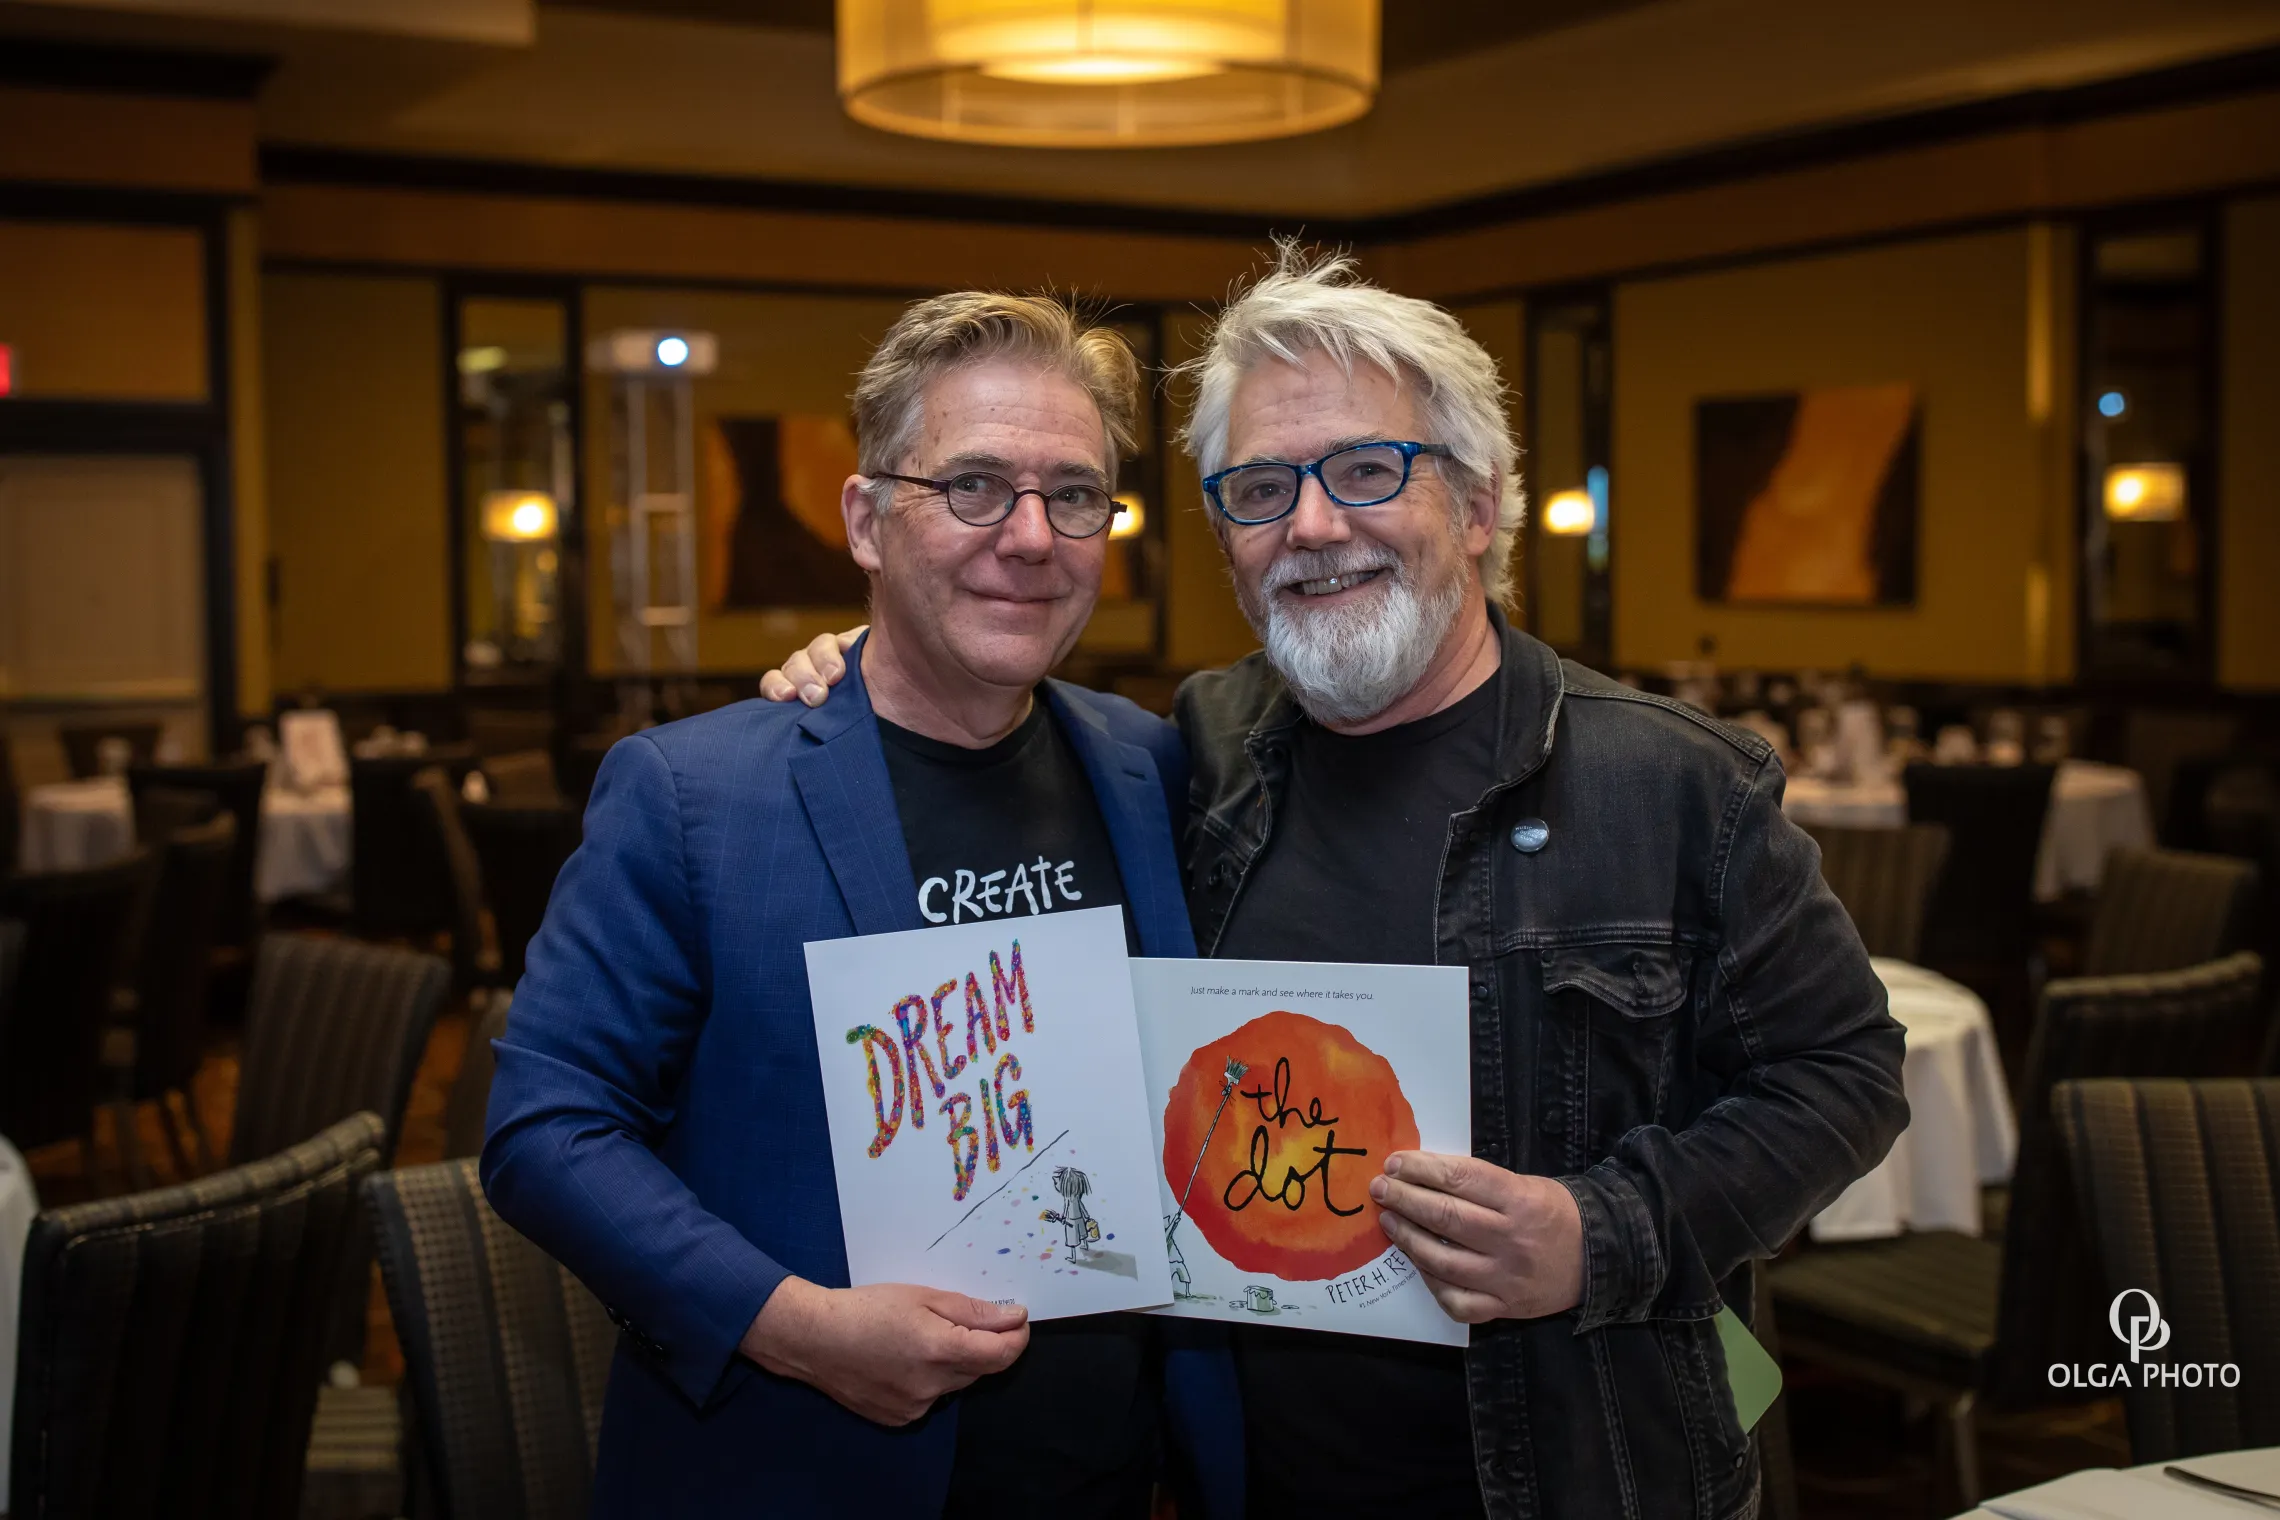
top-left (229, 209), bottom-right (272, 717)
top-left (0, 221), bottom-right (207, 401)
top-left (2221, 195), bottom-right (2280, 690)
top-left (1161, 308), bottom-right (1260, 673)
top-left (1613, 229), bottom-right (2063, 680)
top-left (263, 272), bottom-right (453, 693)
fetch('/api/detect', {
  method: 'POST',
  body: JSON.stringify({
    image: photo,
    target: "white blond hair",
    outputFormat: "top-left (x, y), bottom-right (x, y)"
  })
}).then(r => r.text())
top-left (1176, 244), bottom-right (1525, 604)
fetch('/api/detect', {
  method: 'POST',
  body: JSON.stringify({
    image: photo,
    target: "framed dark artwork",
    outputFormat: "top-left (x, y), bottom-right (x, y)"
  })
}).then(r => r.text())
top-left (1695, 384), bottom-right (1920, 606)
top-left (703, 414), bottom-right (870, 610)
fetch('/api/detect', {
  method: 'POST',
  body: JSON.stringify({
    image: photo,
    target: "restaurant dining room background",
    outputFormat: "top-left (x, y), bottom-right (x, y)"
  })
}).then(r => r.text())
top-left (3, 0), bottom-right (2280, 1516)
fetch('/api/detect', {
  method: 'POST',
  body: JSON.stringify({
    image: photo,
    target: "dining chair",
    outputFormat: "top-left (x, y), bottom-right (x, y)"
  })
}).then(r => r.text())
top-left (1769, 952), bottom-right (2267, 1510)
top-left (8, 1111), bottom-right (385, 1519)
top-left (0, 851), bottom-right (154, 1163)
top-left (57, 719), bottom-right (162, 779)
top-left (2081, 846), bottom-right (2257, 977)
top-left (411, 766), bottom-right (509, 1003)
top-left (129, 758), bottom-right (270, 953)
top-left (460, 800), bottom-right (579, 988)
top-left (105, 812), bottom-right (236, 1188)
top-left (2054, 1077), bottom-right (2280, 1463)
top-left (1802, 821), bottom-right (1952, 962)
top-left (465, 706), bottom-right (558, 760)
top-left (443, 993), bottom-right (513, 1161)
top-left (365, 1157), bottom-right (618, 1520)
top-left (231, 932), bottom-right (450, 1367)
top-left (479, 748), bottom-right (563, 807)
top-left (1904, 762), bottom-right (2057, 1050)
top-left (351, 745), bottom-right (477, 937)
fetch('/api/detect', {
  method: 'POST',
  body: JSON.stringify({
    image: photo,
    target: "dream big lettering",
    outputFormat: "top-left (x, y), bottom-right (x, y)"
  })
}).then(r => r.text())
top-left (845, 940), bottom-right (1038, 1200)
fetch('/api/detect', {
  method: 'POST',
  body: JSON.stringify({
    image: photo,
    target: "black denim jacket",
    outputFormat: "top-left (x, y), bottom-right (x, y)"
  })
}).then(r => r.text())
top-left (1174, 614), bottom-right (1908, 1520)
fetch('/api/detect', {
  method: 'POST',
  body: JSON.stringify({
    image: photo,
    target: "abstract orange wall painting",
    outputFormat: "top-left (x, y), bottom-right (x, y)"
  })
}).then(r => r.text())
top-left (702, 413), bottom-right (871, 610)
top-left (1695, 384), bottom-right (1920, 606)
top-left (1134, 960), bottom-right (1471, 1345)
top-left (805, 907), bottom-right (1174, 1320)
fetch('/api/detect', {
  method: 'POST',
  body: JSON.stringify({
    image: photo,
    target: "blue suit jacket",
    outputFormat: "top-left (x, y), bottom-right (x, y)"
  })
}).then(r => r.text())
top-left (482, 649), bottom-right (1232, 1516)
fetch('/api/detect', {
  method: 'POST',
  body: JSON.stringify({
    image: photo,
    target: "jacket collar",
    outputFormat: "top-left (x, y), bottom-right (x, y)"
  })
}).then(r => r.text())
top-left (787, 632), bottom-right (922, 938)
top-left (1041, 681), bottom-right (1197, 959)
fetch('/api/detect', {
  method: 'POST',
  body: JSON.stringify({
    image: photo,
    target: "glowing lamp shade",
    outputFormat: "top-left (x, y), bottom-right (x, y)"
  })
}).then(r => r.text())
top-left (1109, 492), bottom-right (1146, 539)
top-left (1542, 488), bottom-right (1595, 537)
top-left (482, 490), bottom-right (560, 542)
top-left (836, 0), bottom-right (1379, 147)
top-left (2103, 464), bottom-right (2186, 523)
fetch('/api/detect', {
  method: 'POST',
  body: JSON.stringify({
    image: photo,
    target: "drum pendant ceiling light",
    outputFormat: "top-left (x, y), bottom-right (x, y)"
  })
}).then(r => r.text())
top-left (836, 0), bottom-right (1379, 147)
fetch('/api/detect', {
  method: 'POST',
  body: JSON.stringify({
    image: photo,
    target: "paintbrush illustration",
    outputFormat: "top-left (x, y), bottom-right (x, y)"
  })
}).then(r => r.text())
top-left (1165, 1057), bottom-right (1249, 1245)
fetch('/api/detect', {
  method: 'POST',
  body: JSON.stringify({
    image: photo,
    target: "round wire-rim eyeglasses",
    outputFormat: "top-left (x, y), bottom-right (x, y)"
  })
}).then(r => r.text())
top-left (1203, 441), bottom-right (1451, 526)
top-left (872, 470), bottom-right (1117, 540)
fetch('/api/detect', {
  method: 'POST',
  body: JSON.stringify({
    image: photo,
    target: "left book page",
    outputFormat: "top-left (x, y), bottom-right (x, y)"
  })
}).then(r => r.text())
top-left (804, 904), bottom-right (1173, 1320)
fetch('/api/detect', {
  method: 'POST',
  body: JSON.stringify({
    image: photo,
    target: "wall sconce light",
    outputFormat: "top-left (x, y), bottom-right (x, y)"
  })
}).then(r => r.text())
top-left (1110, 493), bottom-right (1146, 540)
top-left (2103, 463), bottom-right (2185, 522)
top-left (483, 490), bottom-right (559, 542)
top-left (1542, 488), bottom-right (1595, 536)
top-left (836, 0), bottom-right (1378, 147)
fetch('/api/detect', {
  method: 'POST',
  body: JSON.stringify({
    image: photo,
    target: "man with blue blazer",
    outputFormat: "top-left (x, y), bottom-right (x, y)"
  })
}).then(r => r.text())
top-left (482, 292), bottom-right (1234, 1518)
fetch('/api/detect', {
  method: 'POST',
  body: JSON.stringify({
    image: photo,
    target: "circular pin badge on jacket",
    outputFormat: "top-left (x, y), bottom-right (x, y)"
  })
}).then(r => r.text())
top-left (1510, 819), bottom-right (1550, 854)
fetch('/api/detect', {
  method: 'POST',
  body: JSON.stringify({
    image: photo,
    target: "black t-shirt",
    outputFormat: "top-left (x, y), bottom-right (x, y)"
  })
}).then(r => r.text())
top-left (1215, 675), bottom-right (1503, 1519)
top-left (876, 701), bottom-right (1155, 1518)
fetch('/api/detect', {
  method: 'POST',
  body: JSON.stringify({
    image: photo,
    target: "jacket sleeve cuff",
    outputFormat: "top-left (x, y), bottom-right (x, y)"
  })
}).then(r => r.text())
top-left (662, 1246), bottom-right (794, 1411)
top-left (1560, 1163), bottom-right (1664, 1332)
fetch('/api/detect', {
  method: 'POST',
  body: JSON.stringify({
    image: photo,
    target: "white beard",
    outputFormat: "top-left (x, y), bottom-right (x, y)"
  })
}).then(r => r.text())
top-left (1238, 541), bottom-right (1468, 726)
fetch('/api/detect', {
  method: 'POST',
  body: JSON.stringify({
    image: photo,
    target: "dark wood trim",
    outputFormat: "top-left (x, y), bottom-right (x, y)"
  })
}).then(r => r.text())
top-left (257, 44), bottom-right (2280, 241)
top-left (0, 182), bottom-right (252, 224)
top-left (0, 37), bottom-right (274, 100)
top-left (1417, 179), bottom-right (2280, 310)
top-left (259, 144), bottom-right (1284, 240)
top-left (0, 399), bottom-right (221, 452)
top-left (260, 255), bottom-right (959, 306)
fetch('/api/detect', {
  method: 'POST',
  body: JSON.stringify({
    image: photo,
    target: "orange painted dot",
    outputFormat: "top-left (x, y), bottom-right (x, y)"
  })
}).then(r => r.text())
top-left (1161, 1009), bottom-right (1418, 1281)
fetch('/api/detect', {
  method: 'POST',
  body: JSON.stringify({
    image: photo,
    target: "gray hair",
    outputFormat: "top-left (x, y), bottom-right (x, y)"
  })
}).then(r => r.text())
top-left (853, 290), bottom-right (1141, 502)
top-left (1176, 245), bottom-right (1525, 603)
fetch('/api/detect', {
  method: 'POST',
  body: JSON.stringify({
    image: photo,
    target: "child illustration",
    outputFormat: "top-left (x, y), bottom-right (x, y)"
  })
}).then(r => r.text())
top-left (1040, 1166), bottom-right (1102, 1262)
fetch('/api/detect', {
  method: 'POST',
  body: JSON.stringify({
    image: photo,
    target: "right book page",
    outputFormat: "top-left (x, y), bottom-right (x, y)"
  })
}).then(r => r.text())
top-left (1131, 957), bottom-right (1472, 1347)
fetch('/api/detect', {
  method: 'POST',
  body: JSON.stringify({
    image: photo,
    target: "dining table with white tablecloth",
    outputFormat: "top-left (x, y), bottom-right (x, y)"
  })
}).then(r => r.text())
top-left (1810, 958), bottom-right (2017, 1242)
top-left (0, 1133), bottom-right (41, 1512)
top-left (1783, 759), bottom-right (2154, 900)
top-left (1952, 1446), bottom-right (2280, 1519)
top-left (15, 773), bottom-right (352, 902)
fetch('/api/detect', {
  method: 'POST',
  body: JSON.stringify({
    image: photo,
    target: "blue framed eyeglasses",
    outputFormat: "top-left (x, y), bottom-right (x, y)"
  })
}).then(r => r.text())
top-left (1203, 441), bottom-right (1451, 526)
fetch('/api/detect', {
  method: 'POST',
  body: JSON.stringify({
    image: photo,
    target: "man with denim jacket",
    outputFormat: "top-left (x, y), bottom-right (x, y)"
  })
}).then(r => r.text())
top-left (766, 249), bottom-right (1908, 1518)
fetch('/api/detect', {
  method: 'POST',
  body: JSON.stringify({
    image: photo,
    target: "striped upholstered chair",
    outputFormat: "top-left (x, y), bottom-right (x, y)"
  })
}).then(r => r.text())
top-left (1772, 953), bottom-right (2267, 1509)
top-left (2081, 846), bottom-right (2258, 976)
top-left (9, 1113), bottom-right (384, 1518)
top-left (2055, 1077), bottom-right (2280, 1461)
top-left (365, 1158), bottom-right (619, 1519)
